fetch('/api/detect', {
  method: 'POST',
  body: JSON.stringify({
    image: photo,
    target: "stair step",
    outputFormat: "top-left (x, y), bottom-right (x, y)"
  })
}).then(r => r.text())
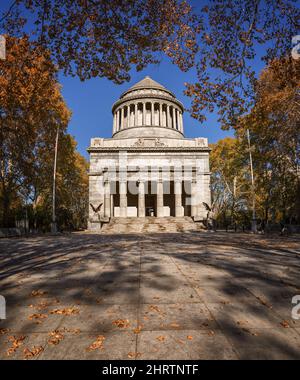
top-left (100, 217), bottom-right (204, 234)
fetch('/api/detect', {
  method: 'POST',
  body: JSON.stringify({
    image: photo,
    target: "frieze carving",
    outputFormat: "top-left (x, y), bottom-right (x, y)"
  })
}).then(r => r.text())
top-left (133, 138), bottom-right (144, 147)
top-left (133, 138), bottom-right (167, 148)
top-left (154, 138), bottom-right (166, 147)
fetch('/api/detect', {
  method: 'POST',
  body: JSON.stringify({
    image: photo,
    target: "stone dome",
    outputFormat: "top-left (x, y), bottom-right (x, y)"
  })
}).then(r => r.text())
top-left (111, 76), bottom-right (184, 139)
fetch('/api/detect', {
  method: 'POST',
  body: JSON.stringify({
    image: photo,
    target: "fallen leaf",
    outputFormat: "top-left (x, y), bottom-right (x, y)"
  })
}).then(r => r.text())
top-left (23, 346), bottom-right (44, 359)
top-left (31, 290), bottom-right (47, 297)
top-left (32, 301), bottom-right (51, 310)
top-left (6, 335), bottom-right (26, 356)
top-left (187, 335), bottom-right (193, 340)
top-left (0, 328), bottom-right (10, 335)
top-left (169, 322), bottom-right (180, 328)
top-left (112, 319), bottom-right (130, 328)
top-left (28, 313), bottom-right (48, 323)
top-left (128, 352), bottom-right (141, 359)
top-left (148, 305), bottom-right (161, 313)
top-left (50, 307), bottom-right (79, 315)
top-left (48, 330), bottom-right (64, 345)
top-left (133, 326), bottom-right (142, 334)
top-left (86, 335), bottom-right (105, 351)
top-left (280, 320), bottom-right (290, 328)
top-left (207, 330), bottom-right (215, 336)
top-left (156, 335), bottom-right (165, 342)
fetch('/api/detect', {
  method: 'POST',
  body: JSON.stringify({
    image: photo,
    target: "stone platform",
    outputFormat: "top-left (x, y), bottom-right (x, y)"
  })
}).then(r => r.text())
top-left (100, 217), bottom-right (205, 234)
top-left (0, 232), bottom-right (299, 360)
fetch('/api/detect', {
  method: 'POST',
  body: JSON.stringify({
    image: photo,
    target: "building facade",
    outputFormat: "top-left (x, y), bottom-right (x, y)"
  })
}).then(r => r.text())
top-left (88, 76), bottom-right (211, 230)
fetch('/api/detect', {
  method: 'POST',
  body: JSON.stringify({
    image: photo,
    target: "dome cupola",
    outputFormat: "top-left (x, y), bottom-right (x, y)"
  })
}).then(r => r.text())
top-left (111, 76), bottom-right (184, 139)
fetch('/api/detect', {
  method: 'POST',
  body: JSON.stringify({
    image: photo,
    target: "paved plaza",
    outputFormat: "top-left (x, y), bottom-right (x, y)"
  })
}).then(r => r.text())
top-left (0, 231), bottom-right (300, 360)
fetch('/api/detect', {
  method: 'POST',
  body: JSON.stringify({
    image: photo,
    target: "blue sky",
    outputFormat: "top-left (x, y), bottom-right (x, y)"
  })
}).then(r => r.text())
top-left (58, 59), bottom-right (235, 159)
top-left (1, 0), bottom-right (272, 159)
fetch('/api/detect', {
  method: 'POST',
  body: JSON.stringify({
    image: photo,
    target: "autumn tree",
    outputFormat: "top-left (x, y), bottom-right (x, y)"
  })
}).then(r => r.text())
top-left (1, 1), bottom-right (298, 128)
top-left (210, 137), bottom-right (251, 227)
top-left (0, 36), bottom-right (88, 229)
top-left (210, 57), bottom-right (299, 228)
top-left (0, 0), bottom-right (200, 83)
top-left (185, 0), bottom-right (299, 128)
top-left (237, 56), bottom-right (300, 224)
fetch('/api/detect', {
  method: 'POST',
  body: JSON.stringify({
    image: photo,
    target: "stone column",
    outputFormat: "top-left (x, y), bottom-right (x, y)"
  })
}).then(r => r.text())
top-left (120, 107), bottom-right (124, 129)
top-left (134, 103), bottom-right (138, 126)
top-left (125, 105), bottom-right (129, 128)
top-left (191, 180), bottom-right (197, 217)
top-left (142, 103), bottom-right (146, 126)
top-left (172, 107), bottom-right (176, 129)
top-left (110, 194), bottom-right (114, 218)
top-left (156, 180), bottom-right (164, 217)
top-left (116, 110), bottom-right (120, 132)
top-left (151, 102), bottom-right (154, 126)
top-left (179, 112), bottom-right (183, 132)
top-left (167, 105), bottom-right (171, 128)
top-left (113, 113), bottom-right (116, 134)
top-left (159, 103), bottom-right (163, 127)
top-left (174, 180), bottom-right (183, 217)
top-left (119, 180), bottom-right (127, 217)
top-left (104, 180), bottom-right (111, 218)
top-left (138, 180), bottom-right (145, 217)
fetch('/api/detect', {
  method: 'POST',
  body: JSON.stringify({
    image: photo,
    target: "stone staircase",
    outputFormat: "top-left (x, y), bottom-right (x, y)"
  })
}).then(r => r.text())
top-left (100, 217), bottom-right (205, 234)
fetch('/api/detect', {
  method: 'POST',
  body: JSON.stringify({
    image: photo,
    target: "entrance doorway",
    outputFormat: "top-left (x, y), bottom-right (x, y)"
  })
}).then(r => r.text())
top-left (145, 181), bottom-right (156, 216)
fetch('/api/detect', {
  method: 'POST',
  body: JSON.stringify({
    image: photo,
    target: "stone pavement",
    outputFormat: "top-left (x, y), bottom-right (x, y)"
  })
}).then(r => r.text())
top-left (0, 231), bottom-right (299, 360)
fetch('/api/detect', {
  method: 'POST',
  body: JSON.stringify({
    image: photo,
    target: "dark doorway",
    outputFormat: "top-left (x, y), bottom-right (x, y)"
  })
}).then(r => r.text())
top-left (145, 181), bottom-right (156, 216)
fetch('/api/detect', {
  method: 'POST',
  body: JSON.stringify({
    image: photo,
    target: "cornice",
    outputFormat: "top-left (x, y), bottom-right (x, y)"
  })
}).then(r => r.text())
top-left (87, 146), bottom-right (211, 153)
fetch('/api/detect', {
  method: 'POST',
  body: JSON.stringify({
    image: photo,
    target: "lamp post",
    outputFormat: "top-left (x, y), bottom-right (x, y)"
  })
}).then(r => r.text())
top-left (51, 126), bottom-right (59, 233)
top-left (247, 129), bottom-right (257, 233)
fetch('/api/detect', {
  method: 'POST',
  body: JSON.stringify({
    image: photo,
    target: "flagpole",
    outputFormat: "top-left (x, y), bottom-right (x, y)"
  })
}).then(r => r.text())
top-left (51, 126), bottom-right (59, 233)
top-left (247, 129), bottom-right (257, 233)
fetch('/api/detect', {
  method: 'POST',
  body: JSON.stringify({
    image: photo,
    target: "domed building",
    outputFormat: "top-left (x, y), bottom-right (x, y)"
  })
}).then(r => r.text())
top-left (88, 76), bottom-right (211, 229)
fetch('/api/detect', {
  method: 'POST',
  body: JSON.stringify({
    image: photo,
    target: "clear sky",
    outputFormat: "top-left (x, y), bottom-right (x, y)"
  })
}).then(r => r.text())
top-left (1, 0), bottom-right (270, 159)
top-left (58, 57), bottom-right (235, 159)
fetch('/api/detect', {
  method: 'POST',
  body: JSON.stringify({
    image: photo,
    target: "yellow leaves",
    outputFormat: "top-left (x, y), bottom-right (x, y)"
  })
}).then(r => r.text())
top-left (86, 335), bottom-right (105, 351)
top-left (50, 307), bottom-right (80, 315)
top-left (48, 330), bottom-right (64, 345)
top-left (133, 325), bottom-right (143, 334)
top-left (31, 290), bottom-right (48, 297)
top-left (28, 313), bottom-right (48, 323)
top-left (280, 320), bottom-right (290, 328)
top-left (128, 352), bottom-right (142, 359)
top-left (29, 301), bottom-right (51, 311)
top-left (187, 335), bottom-right (193, 340)
top-left (6, 335), bottom-right (26, 356)
top-left (112, 319), bottom-right (130, 328)
top-left (0, 328), bottom-right (10, 335)
top-left (156, 335), bottom-right (166, 342)
top-left (23, 346), bottom-right (44, 359)
top-left (148, 305), bottom-right (161, 313)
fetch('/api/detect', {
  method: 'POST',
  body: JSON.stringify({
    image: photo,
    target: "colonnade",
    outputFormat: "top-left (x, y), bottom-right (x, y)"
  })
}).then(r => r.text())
top-left (113, 102), bottom-right (183, 134)
top-left (103, 179), bottom-right (200, 218)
